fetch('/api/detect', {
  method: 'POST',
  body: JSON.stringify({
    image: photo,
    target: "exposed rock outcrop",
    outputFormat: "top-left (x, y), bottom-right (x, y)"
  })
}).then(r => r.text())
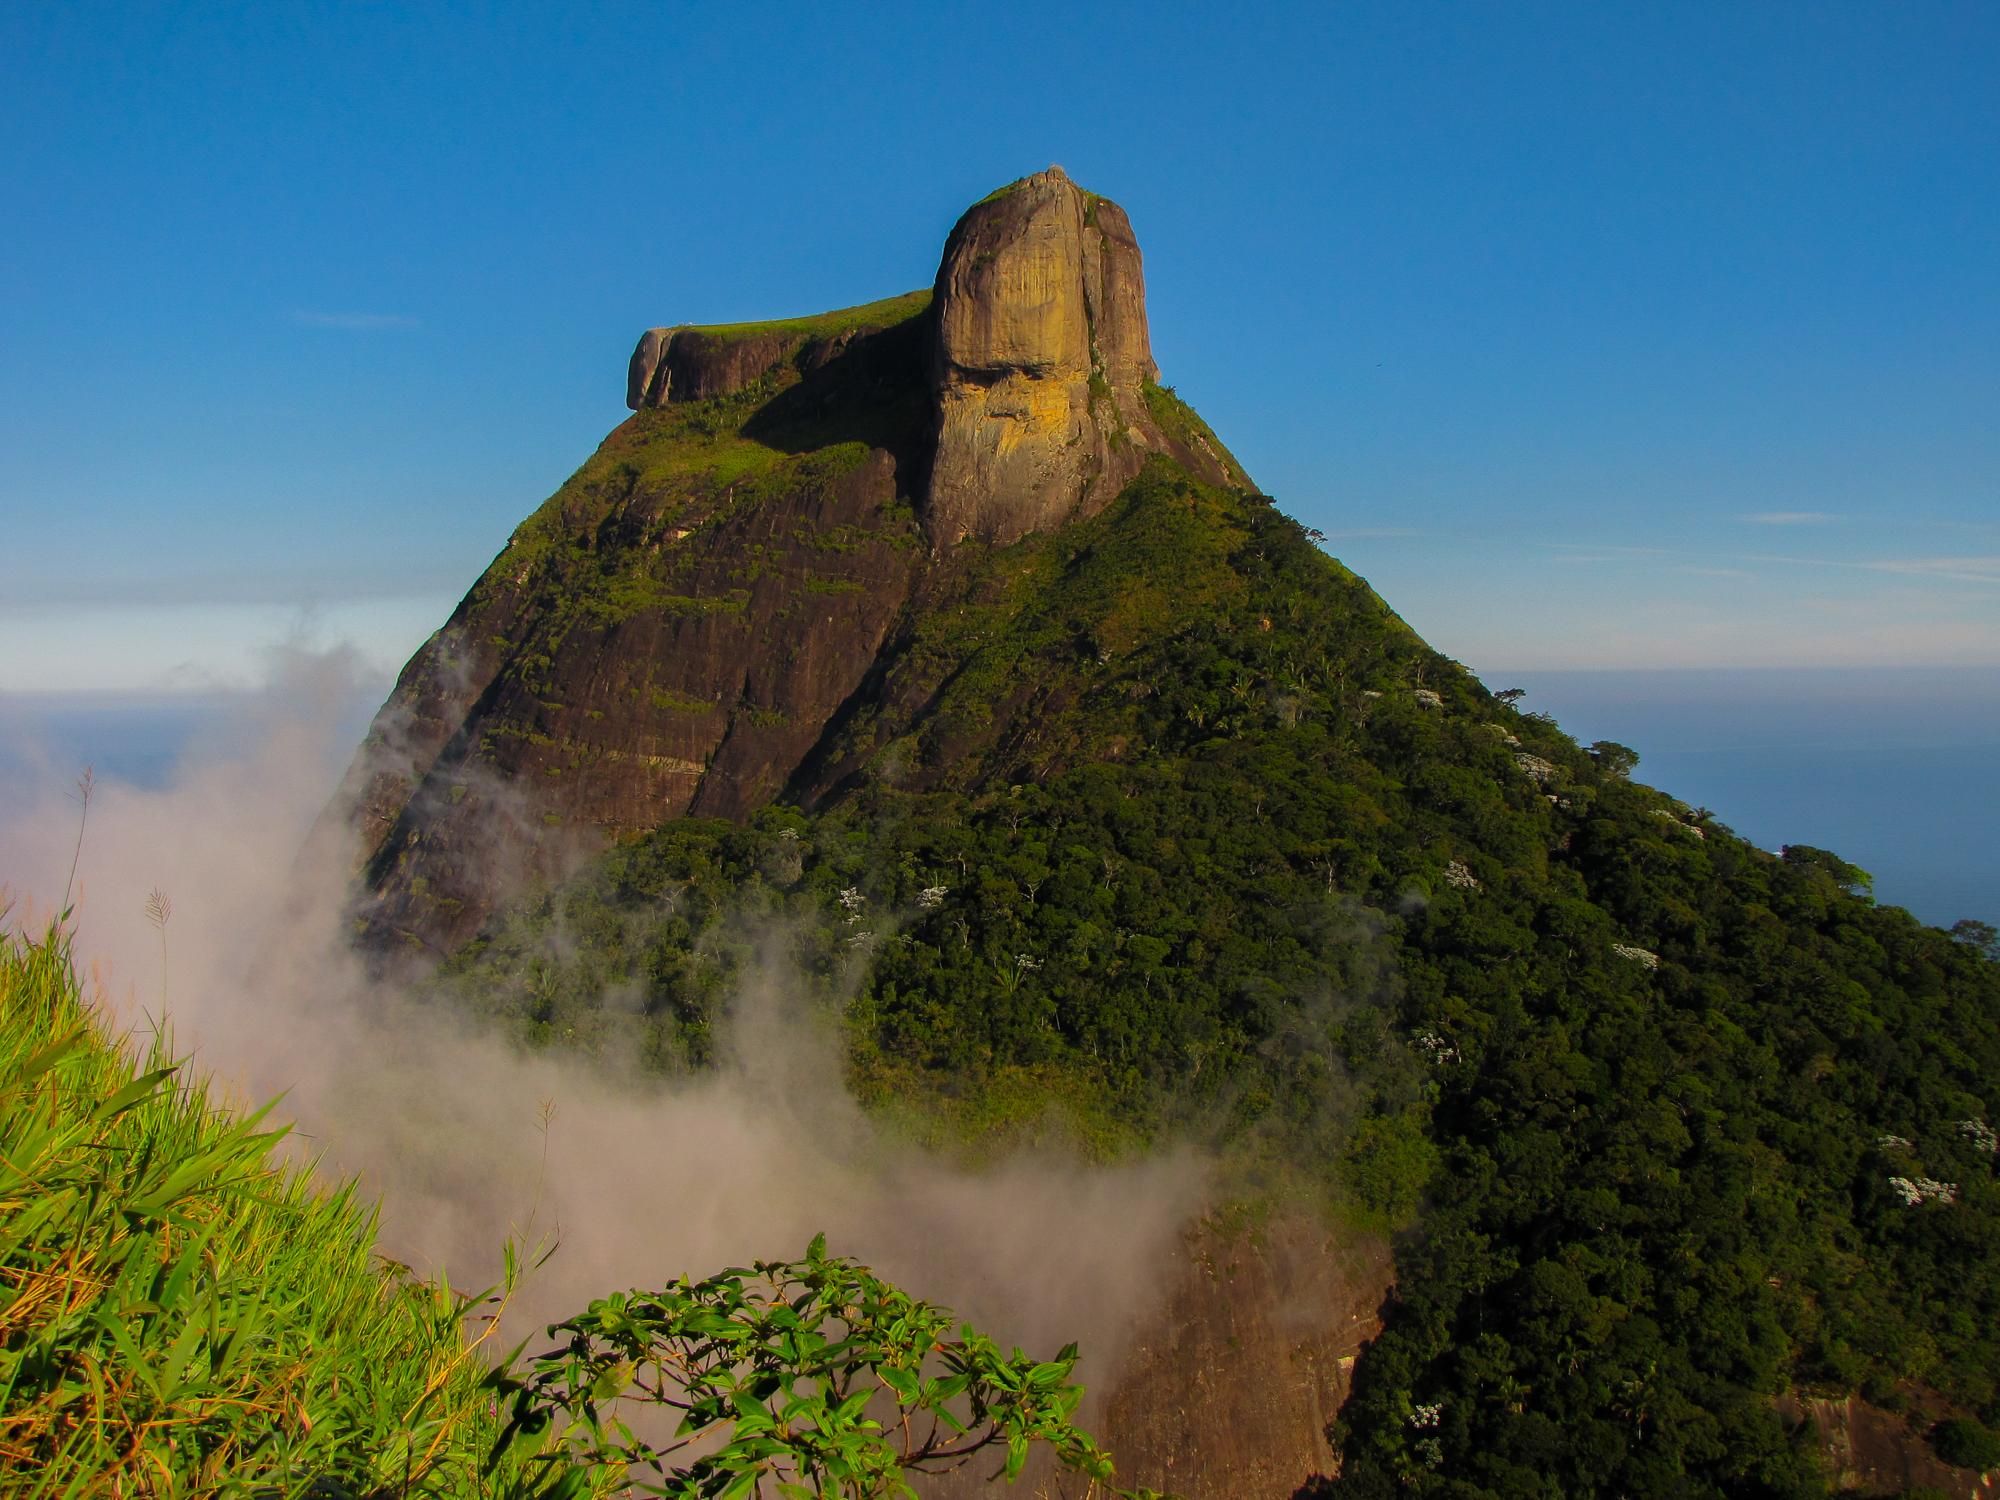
top-left (623, 169), bottom-right (1247, 547)
top-left (1774, 1393), bottom-right (1997, 1500)
top-left (926, 166), bottom-right (1225, 547)
top-left (346, 445), bottom-right (927, 954)
top-left (918, 1219), bottom-right (1394, 1500)
top-left (627, 291), bottom-right (932, 410)
top-left (1097, 1219), bottom-right (1391, 1498)
top-left (628, 327), bottom-right (811, 408)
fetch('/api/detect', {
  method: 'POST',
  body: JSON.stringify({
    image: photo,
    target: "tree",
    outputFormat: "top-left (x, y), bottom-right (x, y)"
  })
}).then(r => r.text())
top-left (1950, 919), bottom-right (1999, 960)
top-left (1587, 741), bottom-right (1640, 779)
top-left (484, 1236), bottom-right (1131, 1499)
top-left (1781, 843), bottom-right (1874, 895)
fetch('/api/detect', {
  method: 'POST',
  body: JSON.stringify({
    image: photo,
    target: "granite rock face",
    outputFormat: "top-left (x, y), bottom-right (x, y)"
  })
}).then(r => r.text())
top-left (628, 326), bottom-right (816, 408)
top-left (917, 1221), bottom-right (1394, 1500)
top-left (1771, 1393), bottom-right (1995, 1500)
top-left (1095, 1221), bottom-right (1390, 1499)
top-left (927, 166), bottom-right (1186, 547)
top-left (346, 445), bottom-right (926, 955)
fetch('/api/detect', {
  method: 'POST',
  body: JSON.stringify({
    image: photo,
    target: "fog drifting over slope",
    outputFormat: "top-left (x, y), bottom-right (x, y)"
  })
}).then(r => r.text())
top-left (0, 644), bottom-right (1208, 1388)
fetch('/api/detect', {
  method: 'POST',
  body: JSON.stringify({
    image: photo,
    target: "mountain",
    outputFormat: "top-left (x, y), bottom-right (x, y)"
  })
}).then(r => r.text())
top-left (342, 166), bottom-right (1246, 957)
top-left (333, 172), bottom-right (2000, 1500)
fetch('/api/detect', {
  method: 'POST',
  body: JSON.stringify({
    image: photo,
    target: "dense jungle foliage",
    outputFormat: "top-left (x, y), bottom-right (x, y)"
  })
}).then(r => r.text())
top-left (426, 462), bottom-right (2000, 1500)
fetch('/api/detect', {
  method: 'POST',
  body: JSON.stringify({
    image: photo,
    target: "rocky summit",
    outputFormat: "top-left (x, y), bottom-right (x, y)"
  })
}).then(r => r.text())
top-left (340, 169), bottom-right (1246, 954)
top-left (926, 165), bottom-right (1211, 545)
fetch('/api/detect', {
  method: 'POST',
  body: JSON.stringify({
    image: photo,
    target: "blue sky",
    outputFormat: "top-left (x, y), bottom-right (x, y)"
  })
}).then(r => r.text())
top-left (3, 0), bottom-right (1997, 689)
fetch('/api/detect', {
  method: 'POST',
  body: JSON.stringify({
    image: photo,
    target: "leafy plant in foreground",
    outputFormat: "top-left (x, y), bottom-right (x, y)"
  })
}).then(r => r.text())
top-left (486, 1234), bottom-right (1126, 1499)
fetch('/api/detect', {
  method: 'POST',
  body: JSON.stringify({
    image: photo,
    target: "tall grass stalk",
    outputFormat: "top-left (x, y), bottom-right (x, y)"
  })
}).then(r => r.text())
top-left (144, 888), bottom-right (170, 1013)
top-left (0, 912), bottom-right (577, 1497)
top-left (59, 767), bottom-right (92, 915)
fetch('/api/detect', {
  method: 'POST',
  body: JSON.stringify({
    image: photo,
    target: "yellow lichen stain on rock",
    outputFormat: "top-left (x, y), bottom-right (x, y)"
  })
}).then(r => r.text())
top-left (927, 166), bottom-right (1174, 548)
top-left (923, 167), bottom-right (1245, 549)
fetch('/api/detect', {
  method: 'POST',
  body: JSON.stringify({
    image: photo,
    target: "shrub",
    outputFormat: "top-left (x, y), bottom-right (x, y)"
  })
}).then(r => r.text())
top-left (1932, 1418), bottom-right (2000, 1472)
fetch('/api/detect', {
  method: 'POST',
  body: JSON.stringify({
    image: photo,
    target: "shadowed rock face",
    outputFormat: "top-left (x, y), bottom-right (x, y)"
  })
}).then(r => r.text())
top-left (927, 166), bottom-right (1178, 548)
top-left (918, 1220), bottom-right (1395, 1500)
top-left (345, 444), bottom-right (928, 956)
top-left (629, 327), bottom-right (817, 408)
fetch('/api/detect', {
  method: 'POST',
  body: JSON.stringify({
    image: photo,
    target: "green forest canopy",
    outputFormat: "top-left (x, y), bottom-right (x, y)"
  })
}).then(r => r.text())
top-left (430, 459), bottom-right (2000, 1500)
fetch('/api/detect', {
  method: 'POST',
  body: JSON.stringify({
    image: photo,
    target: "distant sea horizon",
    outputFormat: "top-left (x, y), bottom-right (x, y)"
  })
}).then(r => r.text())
top-left (3, 665), bottom-right (1995, 931)
top-left (1469, 666), bottom-right (1999, 931)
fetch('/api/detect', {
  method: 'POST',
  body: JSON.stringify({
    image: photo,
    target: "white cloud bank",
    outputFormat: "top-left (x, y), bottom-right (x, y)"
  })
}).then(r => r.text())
top-left (0, 647), bottom-right (1211, 1393)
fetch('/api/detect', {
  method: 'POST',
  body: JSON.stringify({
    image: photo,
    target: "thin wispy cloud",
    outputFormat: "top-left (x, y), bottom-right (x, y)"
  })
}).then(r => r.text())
top-left (1865, 557), bottom-right (2000, 584)
top-left (1710, 551), bottom-right (2000, 583)
top-left (1747, 511), bottom-right (1832, 525)
top-left (1549, 539), bottom-right (2000, 585)
top-left (1903, 518), bottom-right (2000, 535)
top-left (290, 312), bottom-right (419, 330)
top-left (1548, 543), bottom-right (1676, 559)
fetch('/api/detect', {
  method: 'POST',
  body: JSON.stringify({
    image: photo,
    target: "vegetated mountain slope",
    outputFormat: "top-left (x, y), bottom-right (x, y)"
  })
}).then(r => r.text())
top-left (337, 166), bottom-right (2000, 1499)
top-left (427, 462), bottom-right (2000, 1500)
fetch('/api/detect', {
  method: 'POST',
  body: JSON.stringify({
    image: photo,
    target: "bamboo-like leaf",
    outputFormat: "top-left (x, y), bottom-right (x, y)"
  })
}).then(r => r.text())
top-left (87, 1066), bottom-right (177, 1124)
top-left (8, 1026), bottom-right (89, 1088)
top-left (155, 1301), bottom-right (212, 1397)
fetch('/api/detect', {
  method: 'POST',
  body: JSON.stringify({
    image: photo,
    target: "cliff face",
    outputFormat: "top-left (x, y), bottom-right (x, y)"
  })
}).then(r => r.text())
top-left (344, 302), bottom-right (934, 952)
top-left (340, 174), bottom-right (1251, 955)
top-left (927, 166), bottom-right (1185, 546)
top-left (1097, 1220), bottom-right (1392, 1498)
top-left (624, 290), bottom-right (931, 411)
top-left (920, 1221), bottom-right (1395, 1500)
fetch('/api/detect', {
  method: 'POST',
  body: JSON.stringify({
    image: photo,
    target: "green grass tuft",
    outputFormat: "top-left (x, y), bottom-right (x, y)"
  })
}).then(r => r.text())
top-left (0, 918), bottom-right (571, 1498)
top-left (661, 290), bottom-right (930, 349)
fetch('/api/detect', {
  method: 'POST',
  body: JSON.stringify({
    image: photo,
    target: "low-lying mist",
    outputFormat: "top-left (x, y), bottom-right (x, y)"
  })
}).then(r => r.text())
top-left (0, 645), bottom-right (1210, 1396)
